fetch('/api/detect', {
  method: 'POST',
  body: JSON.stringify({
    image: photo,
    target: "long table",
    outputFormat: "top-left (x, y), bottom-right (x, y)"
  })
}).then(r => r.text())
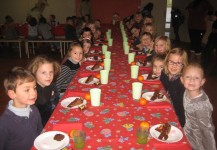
top-left (34, 24), bottom-right (191, 149)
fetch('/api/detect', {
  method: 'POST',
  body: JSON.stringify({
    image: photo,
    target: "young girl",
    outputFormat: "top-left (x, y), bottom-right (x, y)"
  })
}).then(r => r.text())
top-left (151, 54), bottom-right (165, 77)
top-left (81, 38), bottom-right (92, 54)
top-left (160, 48), bottom-right (188, 127)
top-left (154, 35), bottom-right (171, 55)
top-left (28, 55), bottom-right (61, 126)
top-left (56, 43), bottom-right (84, 94)
top-left (181, 63), bottom-right (216, 149)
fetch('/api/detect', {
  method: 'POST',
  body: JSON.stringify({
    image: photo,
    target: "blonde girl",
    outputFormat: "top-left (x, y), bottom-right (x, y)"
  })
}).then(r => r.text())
top-left (56, 43), bottom-right (83, 94)
top-left (160, 48), bottom-right (188, 127)
top-left (154, 35), bottom-right (171, 55)
top-left (28, 55), bottom-right (61, 126)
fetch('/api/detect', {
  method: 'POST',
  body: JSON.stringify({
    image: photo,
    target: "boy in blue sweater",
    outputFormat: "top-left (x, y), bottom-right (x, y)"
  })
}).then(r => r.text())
top-left (0, 67), bottom-right (43, 150)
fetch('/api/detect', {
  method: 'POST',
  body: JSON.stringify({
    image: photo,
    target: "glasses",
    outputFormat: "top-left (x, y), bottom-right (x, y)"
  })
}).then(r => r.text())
top-left (168, 60), bottom-right (183, 67)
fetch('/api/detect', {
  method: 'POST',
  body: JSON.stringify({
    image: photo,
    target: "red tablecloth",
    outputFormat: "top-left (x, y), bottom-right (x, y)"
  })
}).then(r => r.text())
top-left (33, 25), bottom-right (191, 150)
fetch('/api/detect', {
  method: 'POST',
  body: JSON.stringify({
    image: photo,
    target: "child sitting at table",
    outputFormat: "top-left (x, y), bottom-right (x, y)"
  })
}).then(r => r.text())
top-left (131, 25), bottom-right (141, 47)
top-left (27, 55), bottom-right (61, 126)
top-left (142, 23), bottom-right (156, 38)
top-left (180, 63), bottom-right (216, 149)
top-left (138, 32), bottom-right (154, 55)
top-left (27, 17), bottom-right (38, 40)
top-left (154, 35), bottom-right (171, 55)
top-left (151, 54), bottom-right (165, 78)
top-left (0, 67), bottom-right (42, 150)
top-left (160, 48), bottom-right (188, 127)
top-left (56, 42), bottom-right (84, 95)
top-left (48, 14), bottom-right (56, 27)
top-left (64, 16), bottom-right (78, 41)
top-left (143, 14), bottom-right (154, 25)
top-left (79, 27), bottom-right (93, 43)
top-left (81, 38), bottom-right (92, 55)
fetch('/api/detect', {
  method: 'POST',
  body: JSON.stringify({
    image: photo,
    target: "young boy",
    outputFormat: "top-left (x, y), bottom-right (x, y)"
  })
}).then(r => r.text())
top-left (151, 54), bottom-right (165, 78)
top-left (181, 63), bottom-right (216, 149)
top-left (0, 67), bottom-right (43, 150)
top-left (64, 16), bottom-right (78, 41)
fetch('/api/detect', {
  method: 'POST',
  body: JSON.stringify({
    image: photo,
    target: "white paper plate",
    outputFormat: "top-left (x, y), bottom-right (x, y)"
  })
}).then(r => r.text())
top-left (141, 74), bottom-right (159, 81)
top-left (142, 92), bottom-right (166, 102)
top-left (78, 77), bottom-right (99, 85)
top-left (34, 131), bottom-right (70, 150)
top-left (61, 97), bottom-right (87, 109)
top-left (86, 56), bottom-right (101, 61)
top-left (86, 65), bottom-right (103, 71)
top-left (150, 124), bottom-right (183, 143)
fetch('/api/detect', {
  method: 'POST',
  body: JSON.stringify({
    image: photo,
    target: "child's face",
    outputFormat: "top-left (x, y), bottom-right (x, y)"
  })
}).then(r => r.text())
top-left (131, 28), bottom-right (140, 38)
top-left (167, 54), bottom-right (183, 76)
top-left (141, 35), bottom-right (152, 47)
top-left (143, 18), bottom-right (153, 24)
top-left (88, 24), bottom-right (96, 33)
top-left (181, 66), bottom-right (205, 92)
top-left (94, 21), bottom-right (100, 28)
top-left (155, 40), bottom-right (167, 54)
top-left (152, 60), bottom-right (164, 77)
top-left (82, 31), bottom-right (91, 40)
top-left (144, 26), bottom-right (154, 35)
top-left (67, 19), bottom-right (73, 25)
top-left (35, 63), bottom-right (54, 87)
top-left (83, 43), bottom-right (91, 54)
top-left (8, 81), bottom-right (37, 108)
top-left (134, 14), bottom-right (142, 23)
top-left (69, 46), bottom-right (83, 63)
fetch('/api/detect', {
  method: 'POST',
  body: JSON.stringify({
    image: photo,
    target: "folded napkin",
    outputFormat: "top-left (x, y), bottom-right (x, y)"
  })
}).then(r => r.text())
top-left (135, 55), bottom-right (146, 59)
top-left (146, 102), bottom-right (171, 109)
top-left (64, 91), bottom-right (86, 98)
top-left (141, 80), bottom-right (161, 85)
top-left (53, 123), bottom-right (83, 134)
top-left (79, 72), bottom-right (98, 78)
top-left (154, 143), bottom-right (191, 150)
top-left (139, 67), bottom-right (152, 71)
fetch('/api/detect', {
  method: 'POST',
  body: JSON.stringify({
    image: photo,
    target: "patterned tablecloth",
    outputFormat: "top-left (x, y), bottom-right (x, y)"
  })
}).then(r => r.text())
top-left (33, 25), bottom-right (191, 150)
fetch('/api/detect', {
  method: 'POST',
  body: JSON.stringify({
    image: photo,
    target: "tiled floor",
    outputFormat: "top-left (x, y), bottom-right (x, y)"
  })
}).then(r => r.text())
top-left (0, 42), bottom-right (217, 145)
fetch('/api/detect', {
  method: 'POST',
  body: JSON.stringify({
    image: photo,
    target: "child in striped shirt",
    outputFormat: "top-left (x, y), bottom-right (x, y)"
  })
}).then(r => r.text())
top-left (56, 43), bottom-right (84, 95)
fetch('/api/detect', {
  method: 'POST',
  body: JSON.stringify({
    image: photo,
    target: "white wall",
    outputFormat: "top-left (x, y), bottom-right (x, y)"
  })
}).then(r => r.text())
top-left (0, 0), bottom-right (76, 24)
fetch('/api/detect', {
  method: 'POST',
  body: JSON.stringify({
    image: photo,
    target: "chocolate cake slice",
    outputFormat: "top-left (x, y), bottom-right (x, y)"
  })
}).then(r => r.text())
top-left (91, 62), bottom-right (100, 70)
top-left (93, 56), bottom-right (98, 60)
top-left (85, 75), bottom-right (94, 84)
top-left (151, 90), bottom-right (164, 101)
top-left (67, 97), bottom-right (84, 107)
top-left (155, 123), bottom-right (171, 140)
top-left (53, 134), bottom-right (65, 141)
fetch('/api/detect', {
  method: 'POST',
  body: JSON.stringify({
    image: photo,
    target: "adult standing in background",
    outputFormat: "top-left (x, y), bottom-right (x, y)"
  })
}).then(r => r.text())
top-left (186, 0), bottom-right (213, 57)
top-left (79, 0), bottom-right (91, 17)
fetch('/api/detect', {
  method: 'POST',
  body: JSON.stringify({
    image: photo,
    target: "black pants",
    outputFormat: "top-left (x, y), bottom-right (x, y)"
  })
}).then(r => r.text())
top-left (173, 25), bottom-right (180, 42)
top-left (188, 29), bottom-right (205, 53)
